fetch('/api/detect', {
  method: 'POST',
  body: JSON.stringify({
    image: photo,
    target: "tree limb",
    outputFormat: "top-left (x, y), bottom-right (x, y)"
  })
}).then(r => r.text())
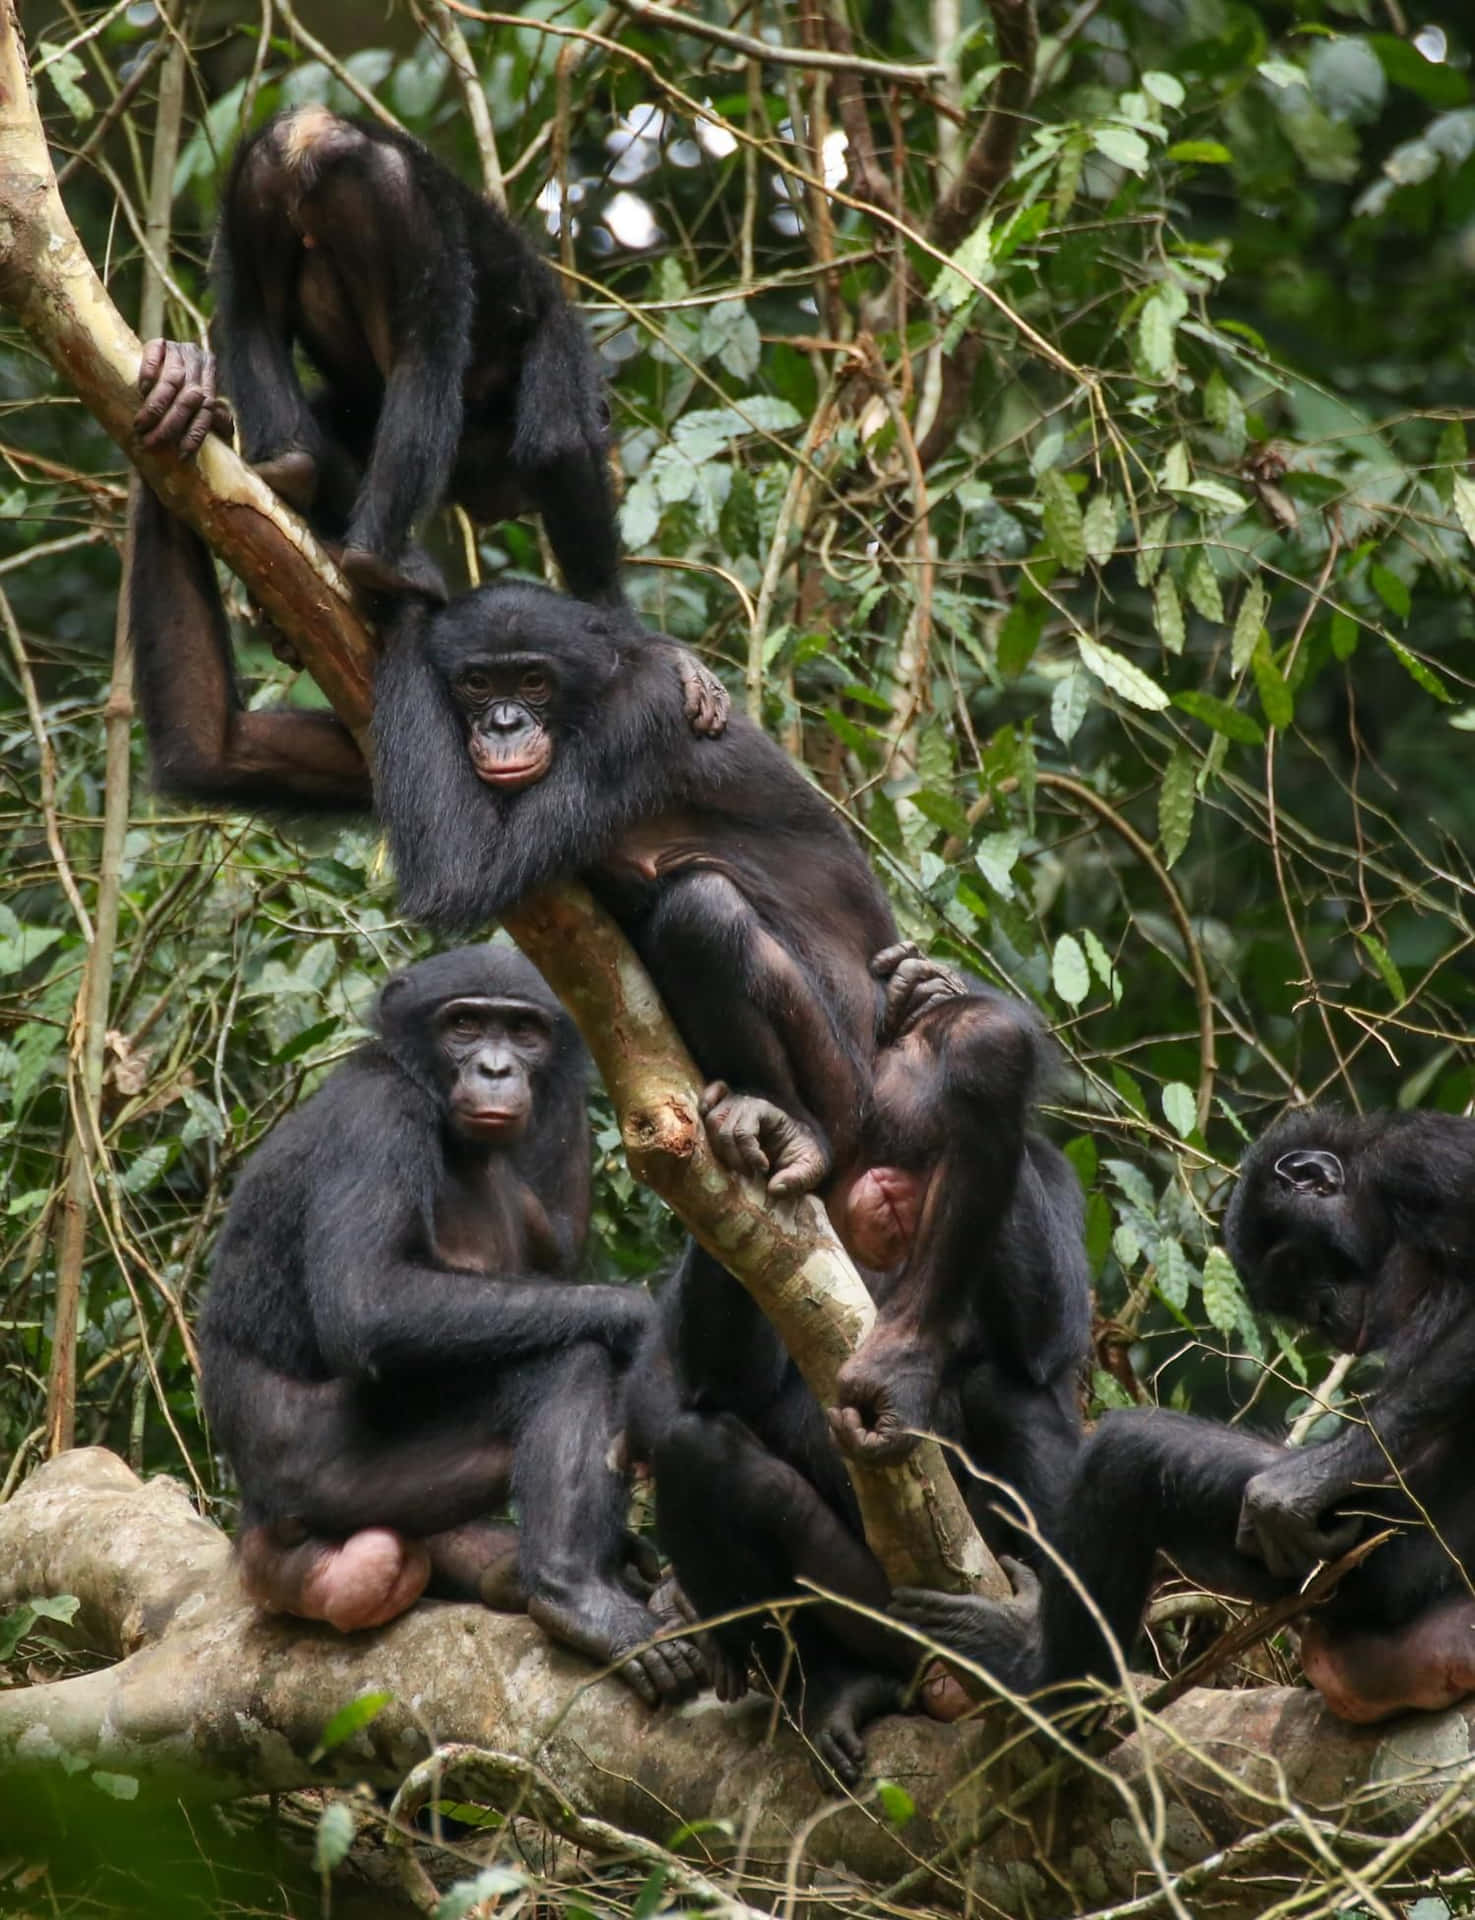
top-left (6, 1451), bottom-right (1475, 1920)
top-left (0, 3), bottom-right (998, 1596)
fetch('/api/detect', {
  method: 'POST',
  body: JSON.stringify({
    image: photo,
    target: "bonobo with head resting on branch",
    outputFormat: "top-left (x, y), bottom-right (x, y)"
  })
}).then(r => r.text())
top-left (892, 1108), bottom-right (1475, 1728)
top-left (213, 106), bottom-right (622, 603)
top-left (200, 941), bottom-right (702, 1706)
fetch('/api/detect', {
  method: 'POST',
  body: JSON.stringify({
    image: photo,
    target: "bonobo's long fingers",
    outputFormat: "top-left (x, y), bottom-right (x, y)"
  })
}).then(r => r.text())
top-left (698, 1081), bottom-right (771, 1181)
top-left (675, 654), bottom-right (730, 738)
top-left (874, 945), bottom-right (967, 1044)
top-left (135, 338), bottom-right (231, 456)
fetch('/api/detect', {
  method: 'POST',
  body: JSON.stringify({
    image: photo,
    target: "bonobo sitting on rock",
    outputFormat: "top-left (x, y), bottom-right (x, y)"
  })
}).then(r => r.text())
top-left (200, 944), bottom-right (703, 1708)
top-left (892, 1109), bottom-right (1475, 1728)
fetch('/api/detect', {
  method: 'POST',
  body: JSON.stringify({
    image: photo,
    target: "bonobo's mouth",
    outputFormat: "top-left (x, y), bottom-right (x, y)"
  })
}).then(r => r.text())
top-left (454, 1106), bottom-right (527, 1140)
top-left (468, 737), bottom-right (553, 789)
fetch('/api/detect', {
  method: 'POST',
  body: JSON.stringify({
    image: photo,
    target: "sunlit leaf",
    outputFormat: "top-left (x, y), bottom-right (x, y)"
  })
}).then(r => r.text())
top-left (1202, 1247), bottom-right (1247, 1335)
top-left (1082, 491), bottom-right (1117, 567)
top-left (1158, 745), bottom-right (1196, 868)
top-left (1231, 577), bottom-right (1267, 673)
top-left (1051, 933), bottom-right (1091, 1007)
top-left (1154, 572), bottom-right (1184, 654)
top-left (1077, 634), bottom-right (1170, 710)
top-left (1039, 469), bottom-right (1086, 571)
top-left (1162, 1082), bottom-right (1197, 1138)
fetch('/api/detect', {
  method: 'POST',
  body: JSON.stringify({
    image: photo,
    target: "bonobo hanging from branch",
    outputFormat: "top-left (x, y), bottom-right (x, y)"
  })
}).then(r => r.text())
top-left (127, 341), bottom-right (725, 814)
top-left (213, 106), bottom-right (622, 602)
top-left (201, 942), bottom-right (703, 1707)
top-left (892, 1108), bottom-right (1475, 1728)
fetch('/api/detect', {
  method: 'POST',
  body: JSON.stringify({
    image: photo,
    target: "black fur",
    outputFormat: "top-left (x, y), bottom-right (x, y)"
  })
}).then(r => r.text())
top-left (214, 108), bottom-right (620, 601)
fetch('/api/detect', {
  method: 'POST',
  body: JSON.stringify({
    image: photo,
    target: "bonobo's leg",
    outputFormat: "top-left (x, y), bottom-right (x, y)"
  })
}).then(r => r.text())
top-left (423, 1520), bottom-right (525, 1609)
top-left (1301, 1600), bottom-right (1475, 1723)
top-left (893, 1410), bottom-right (1289, 1698)
top-left (530, 451), bottom-right (624, 607)
top-left (511, 1344), bottom-right (706, 1707)
top-left (644, 870), bottom-right (870, 1195)
top-left (211, 1358), bottom-right (517, 1632)
top-left (286, 129), bottom-right (472, 589)
top-left (832, 972), bottom-right (1044, 1464)
top-left (213, 125), bottom-right (326, 487)
top-left (956, 1362), bottom-right (1083, 1563)
top-left (799, 1665), bottom-right (910, 1791)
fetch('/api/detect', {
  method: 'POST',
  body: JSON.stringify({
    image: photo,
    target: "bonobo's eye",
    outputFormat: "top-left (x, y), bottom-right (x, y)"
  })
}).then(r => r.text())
top-left (457, 668), bottom-right (494, 701)
top-left (1274, 1148), bottom-right (1345, 1197)
top-left (447, 1009), bottom-right (485, 1039)
top-left (509, 1014), bottom-right (548, 1045)
top-left (519, 669), bottom-right (552, 703)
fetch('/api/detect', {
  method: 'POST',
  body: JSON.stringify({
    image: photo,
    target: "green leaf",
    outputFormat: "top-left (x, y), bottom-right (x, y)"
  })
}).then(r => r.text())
top-left (1231, 578), bottom-right (1267, 673)
top-left (1104, 1157), bottom-right (1156, 1213)
top-left (1452, 474), bottom-right (1475, 551)
top-left (1091, 1368), bottom-right (1135, 1411)
top-left (1161, 1082), bottom-right (1197, 1138)
top-left (314, 1801), bottom-right (356, 1874)
top-left (997, 596), bottom-right (1044, 676)
top-left (1051, 933), bottom-right (1091, 1007)
top-left (1082, 928), bottom-right (1121, 1003)
top-left (1201, 1247), bottom-right (1247, 1336)
top-left (974, 829), bottom-right (1023, 899)
top-left (876, 1779), bottom-right (916, 1825)
top-left (0, 922), bottom-right (66, 975)
top-left (91, 1772), bottom-right (139, 1801)
top-left (1050, 671), bottom-right (1090, 744)
top-left (1185, 550), bottom-right (1223, 623)
top-left (1110, 1069), bottom-right (1148, 1121)
top-left (1386, 638), bottom-right (1452, 703)
top-left (1357, 931), bottom-right (1406, 1003)
top-left (1112, 1221), bottom-right (1141, 1270)
top-left (930, 215), bottom-right (995, 310)
top-left (1039, 469), bottom-right (1086, 571)
top-left (1141, 70), bottom-right (1185, 109)
top-left (1166, 139), bottom-right (1233, 164)
top-left (1330, 611), bottom-right (1359, 660)
top-left (1138, 292), bottom-right (1179, 376)
top-left (632, 1867), bottom-right (670, 1920)
top-left (311, 1689), bottom-right (393, 1762)
top-left (1251, 635), bottom-right (1293, 729)
top-left (1155, 1236), bottom-right (1191, 1310)
top-left (1174, 690), bottom-right (1264, 744)
top-left (1082, 491), bottom-right (1117, 567)
top-left (436, 1871), bottom-right (525, 1920)
top-left (37, 43), bottom-right (94, 123)
top-left (1135, 509), bottom-right (1172, 585)
top-left (119, 1145), bottom-right (170, 1196)
top-left (1158, 745), bottom-right (1196, 868)
top-left (1154, 573), bottom-right (1185, 655)
top-left (699, 299), bottom-right (761, 382)
top-left (1077, 634), bottom-right (1170, 710)
top-left (1093, 125), bottom-right (1150, 173)
top-left (1369, 563), bottom-right (1410, 622)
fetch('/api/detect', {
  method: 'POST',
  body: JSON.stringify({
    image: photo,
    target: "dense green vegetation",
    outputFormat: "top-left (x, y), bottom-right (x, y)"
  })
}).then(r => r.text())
top-left (1, 0), bottom-right (1473, 1904)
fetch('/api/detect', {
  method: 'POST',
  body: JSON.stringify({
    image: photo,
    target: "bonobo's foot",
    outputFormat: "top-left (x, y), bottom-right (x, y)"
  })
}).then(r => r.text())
top-left (872, 941), bottom-right (967, 1044)
top-left (253, 448), bottom-right (320, 514)
top-left (135, 338), bottom-right (233, 456)
top-left (525, 1581), bottom-right (708, 1709)
top-left (802, 1668), bottom-right (907, 1791)
top-left (237, 1522), bottom-right (430, 1633)
top-left (890, 1556), bottom-right (1043, 1702)
top-left (675, 653), bottom-right (729, 738)
top-left (828, 1327), bottom-right (942, 1464)
top-left (424, 1521), bottom-right (525, 1610)
top-left (648, 1573), bottom-right (748, 1700)
top-left (338, 540), bottom-right (449, 605)
top-left (617, 1528), bottom-right (664, 1601)
top-left (698, 1081), bottom-right (829, 1197)
top-left (1301, 1601), bottom-right (1475, 1724)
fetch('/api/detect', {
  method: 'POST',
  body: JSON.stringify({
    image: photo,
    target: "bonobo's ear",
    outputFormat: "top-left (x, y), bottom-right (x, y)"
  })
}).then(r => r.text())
top-left (1273, 1148), bottom-right (1345, 1196)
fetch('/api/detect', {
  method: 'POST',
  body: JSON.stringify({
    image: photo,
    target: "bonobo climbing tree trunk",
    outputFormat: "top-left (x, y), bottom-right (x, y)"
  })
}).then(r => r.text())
top-left (0, 4), bottom-right (1001, 1599)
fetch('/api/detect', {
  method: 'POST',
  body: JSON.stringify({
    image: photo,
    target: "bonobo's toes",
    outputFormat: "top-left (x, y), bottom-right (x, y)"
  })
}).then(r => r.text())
top-left (812, 1725), bottom-right (865, 1791)
top-left (526, 1586), bottom-right (705, 1707)
top-left (340, 542), bottom-right (449, 605)
top-left (254, 449), bottom-right (320, 513)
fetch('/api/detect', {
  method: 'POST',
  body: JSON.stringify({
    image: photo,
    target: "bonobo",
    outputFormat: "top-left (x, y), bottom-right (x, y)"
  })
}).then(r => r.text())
top-left (629, 946), bottom-right (1091, 1783)
top-left (200, 944), bottom-right (702, 1707)
top-left (893, 1108), bottom-right (1475, 1727)
top-left (127, 341), bottom-right (725, 814)
top-left (214, 106), bottom-right (621, 602)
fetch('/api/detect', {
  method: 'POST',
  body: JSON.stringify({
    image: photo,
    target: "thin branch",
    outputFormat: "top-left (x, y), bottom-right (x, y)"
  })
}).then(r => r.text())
top-left (417, 0), bottom-right (504, 205)
top-left (605, 0), bottom-right (946, 84)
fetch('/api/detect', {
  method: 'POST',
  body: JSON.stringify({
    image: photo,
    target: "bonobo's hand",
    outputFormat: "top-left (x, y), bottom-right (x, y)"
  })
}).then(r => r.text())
top-left (872, 942), bottom-right (967, 1045)
top-left (674, 652), bottom-right (730, 738)
top-left (135, 339), bottom-right (233, 456)
top-left (1235, 1461), bottom-right (1362, 1580)
top-left (890, 1556), bottom-right (1043, 1709)
top-left (827, 1331), bottom-right (941, 1463)
top-left (698, 1081), bottom-right (829, 1196)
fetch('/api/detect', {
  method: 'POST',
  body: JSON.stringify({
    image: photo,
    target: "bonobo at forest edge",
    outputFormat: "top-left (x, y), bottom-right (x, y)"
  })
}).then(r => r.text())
top-left (200, 944), bottom-right (702, 1707)
top-left (629, 945), bottom-right (1091, 1783)
top-left (127, 342), bottom-right (725, 815)
top-left (893, 1108), bottom-right (1475, 1728)
top-left (214, 106), bottom-right (620, 602)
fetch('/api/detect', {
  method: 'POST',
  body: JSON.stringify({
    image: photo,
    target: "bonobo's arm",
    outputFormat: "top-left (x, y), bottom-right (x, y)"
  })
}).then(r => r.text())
top-left (304, 1115), bottom-right (650, 1382)
top-left (1237, 1295), bottom-right (1475, 1577)
top-left (830, 950), bottom-right (1039, 1460)
top-left (131, 340), bottom-right (372, 811)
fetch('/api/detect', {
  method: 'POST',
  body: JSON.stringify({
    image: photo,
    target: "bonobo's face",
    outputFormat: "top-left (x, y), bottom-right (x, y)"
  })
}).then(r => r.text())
top-left (436, 995), bottom-right (555, 1145)
top-left (449, 653), bottom-right (560, 791)
top-left (1223, 1119), bottom-right (1384, 1354)
top-left (427, 584), bottom-right (623, 793)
